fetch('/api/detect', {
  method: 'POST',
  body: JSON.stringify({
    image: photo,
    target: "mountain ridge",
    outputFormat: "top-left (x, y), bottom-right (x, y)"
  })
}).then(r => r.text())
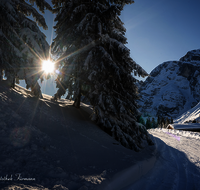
top-left (138, 49), bottom-right (200, 118)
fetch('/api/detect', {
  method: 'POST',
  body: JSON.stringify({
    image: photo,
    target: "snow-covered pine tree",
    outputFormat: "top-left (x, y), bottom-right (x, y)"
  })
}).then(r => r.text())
top-left (0, 0), bottom-right (22, 85)
top-left (0, 0), bottom-right (51, 97)
top-left (52, 0), bottom-right (153, 150)
top-left (16, 16), bottom-right (50, 97)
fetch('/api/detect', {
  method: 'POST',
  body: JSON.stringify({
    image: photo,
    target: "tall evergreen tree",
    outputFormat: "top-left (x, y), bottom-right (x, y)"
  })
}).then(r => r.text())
top-left (157, 115), bottom-right (161, 128)
top-left (139, 116), bottom-right (145, 126)
top-left (165, 117), bottom-right (169, 128)
top-left (145, 117), bottom-right (152, 129)
top-left (161, 116), bottom-right (165, 128)
top-left (170, 117), bottom-right (173, 124)
top-left (152, 117), bottom-right (156, 128)
top-left (0, 0), bottom-right (52, 96)
top-left (52, 0), bottom-right (153, 150)
top-left (16, 16), bottom-right (50, 97)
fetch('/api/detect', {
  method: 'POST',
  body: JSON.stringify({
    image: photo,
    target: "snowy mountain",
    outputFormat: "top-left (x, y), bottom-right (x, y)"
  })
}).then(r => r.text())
top-left (138, 49), bottom-right (200, 118)
top-left (174, 101), bottom-right (200, 124)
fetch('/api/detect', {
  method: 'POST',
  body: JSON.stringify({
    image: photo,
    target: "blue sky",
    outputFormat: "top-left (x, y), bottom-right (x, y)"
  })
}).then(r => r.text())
top-left (20, 0), bottom-right (200, 96)
top-left (121, 0), bottom-right (200, 77)
top-left (43, 0), bottom-right (200, 74)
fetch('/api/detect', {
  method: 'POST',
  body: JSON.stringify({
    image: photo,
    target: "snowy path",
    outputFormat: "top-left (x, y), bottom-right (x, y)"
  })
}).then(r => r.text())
top-left (125, 129), bottom-right (200, 190)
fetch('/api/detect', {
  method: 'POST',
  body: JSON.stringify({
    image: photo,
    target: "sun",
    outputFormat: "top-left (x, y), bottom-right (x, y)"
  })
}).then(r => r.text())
top-left (42, 59), bottom-right (55, 74)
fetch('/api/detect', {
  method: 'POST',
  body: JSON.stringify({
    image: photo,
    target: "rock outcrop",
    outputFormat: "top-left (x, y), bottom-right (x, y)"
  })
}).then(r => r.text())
top-left (138, 49), bottom-right (200, 118)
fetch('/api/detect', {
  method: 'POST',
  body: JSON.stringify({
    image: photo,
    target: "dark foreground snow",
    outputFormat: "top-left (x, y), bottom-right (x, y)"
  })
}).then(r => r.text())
top-left (0, 82), bottom-right (155, 190)
top-left (1, 82), bottom-right (200, 190)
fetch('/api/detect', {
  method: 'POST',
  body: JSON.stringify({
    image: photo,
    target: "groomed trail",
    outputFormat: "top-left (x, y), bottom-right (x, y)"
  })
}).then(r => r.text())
top-left (125, 129), bottom-right (200, 190)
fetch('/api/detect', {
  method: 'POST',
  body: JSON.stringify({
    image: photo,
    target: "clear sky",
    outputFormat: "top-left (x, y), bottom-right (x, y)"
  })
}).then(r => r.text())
top-left (121, 0), bottom-right (200, 77)
top-left (20, 0), bottom-right (200, 96)
top-left (43, 0), bottom-right (200, 74)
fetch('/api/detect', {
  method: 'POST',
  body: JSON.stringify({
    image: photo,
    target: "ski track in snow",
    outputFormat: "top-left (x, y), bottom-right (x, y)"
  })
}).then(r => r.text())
top-left (125, 129), bottom-right (200, 190)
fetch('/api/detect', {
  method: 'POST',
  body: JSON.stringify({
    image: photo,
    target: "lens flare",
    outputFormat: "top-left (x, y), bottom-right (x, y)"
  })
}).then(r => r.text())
top-left (42, 59), bottom-right (55, 74)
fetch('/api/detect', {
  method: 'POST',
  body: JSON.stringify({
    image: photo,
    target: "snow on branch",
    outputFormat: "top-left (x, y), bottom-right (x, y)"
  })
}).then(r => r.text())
top-left (5, 1), bottom-right (17, 15)
top-left (134, 63), bottom-right (149, 78)
top-left (29, 0), bottom-right (52, 13)
top-left (84, 49), bottom-right (94, 70)
top-left (17, 1), bottom-right (48, 29)
top-left (111, 28), bottom-right (127, 43)
top-left (76, 13), bottom-right (95, 31)
top-left (70, 4), bottom-right (87, 21)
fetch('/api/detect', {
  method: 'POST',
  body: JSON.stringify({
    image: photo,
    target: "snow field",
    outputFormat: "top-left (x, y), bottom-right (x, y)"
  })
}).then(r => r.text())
top-left (99, 155), bottom-right (157, 190)
top-left (125, 129), bottom-right (200, 190)
top-left (1, 83), bottom-right (200, 190)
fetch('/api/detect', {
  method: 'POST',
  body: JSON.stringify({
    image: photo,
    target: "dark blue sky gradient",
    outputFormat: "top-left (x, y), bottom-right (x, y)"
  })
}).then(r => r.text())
top-left (121, 0), bottom-right (200, 78)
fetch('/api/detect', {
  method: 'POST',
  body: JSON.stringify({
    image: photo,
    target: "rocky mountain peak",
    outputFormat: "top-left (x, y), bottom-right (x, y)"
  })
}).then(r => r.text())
top-left (138, 49), bottom-right (200, 118)
top-left (179, 49), bottom-right (200, 62)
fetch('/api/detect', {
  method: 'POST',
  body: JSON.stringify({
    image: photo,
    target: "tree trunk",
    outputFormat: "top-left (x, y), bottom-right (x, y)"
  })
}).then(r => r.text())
top-left (73, 89), bottom-right (81, 108)
top-left (0, 70), bottom-right (3, 81)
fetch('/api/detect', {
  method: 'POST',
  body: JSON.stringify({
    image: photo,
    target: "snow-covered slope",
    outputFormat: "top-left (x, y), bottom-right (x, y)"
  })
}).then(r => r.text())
top-left (1, 82), bottom-right (200, 190)
top-left (174, 102), bottom-right (200, 124)
top-left (138, 49), bottom-right (200, 118)
top-left (0, 82), bottom-right (156, 190)
top-left (127, 129), bottom-right (200, 190)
